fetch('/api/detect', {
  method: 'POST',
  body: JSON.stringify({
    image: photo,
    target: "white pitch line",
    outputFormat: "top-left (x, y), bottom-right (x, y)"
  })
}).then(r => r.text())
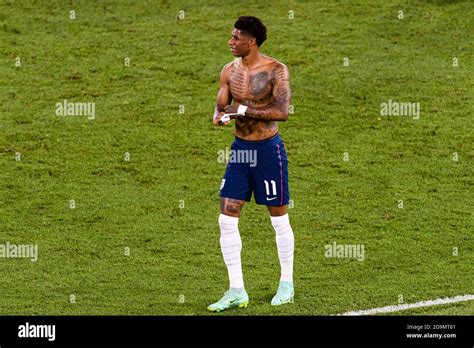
top-left (338, 294), bottom-right (474, 316)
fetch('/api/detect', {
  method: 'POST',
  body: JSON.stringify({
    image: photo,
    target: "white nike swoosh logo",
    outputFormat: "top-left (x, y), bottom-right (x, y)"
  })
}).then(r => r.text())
top-left (266, 197), bottom-right (277, 201)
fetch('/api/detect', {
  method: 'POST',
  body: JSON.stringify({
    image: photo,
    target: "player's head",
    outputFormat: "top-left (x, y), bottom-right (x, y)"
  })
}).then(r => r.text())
top-left (229, 16), bottom-right (267, 57)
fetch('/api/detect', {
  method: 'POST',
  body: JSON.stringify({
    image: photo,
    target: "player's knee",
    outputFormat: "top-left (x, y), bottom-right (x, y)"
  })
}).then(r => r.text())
top-left (220, 198), bottom-right (243, 217)
top-left (268, 205), bottom-right (288, 217)
top-left (221, 204), bottom-right (241, 217)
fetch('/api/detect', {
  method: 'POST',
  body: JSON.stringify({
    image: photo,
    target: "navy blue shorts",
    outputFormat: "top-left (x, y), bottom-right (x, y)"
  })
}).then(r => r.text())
top-left (220, 133), bottom-right (290, 206)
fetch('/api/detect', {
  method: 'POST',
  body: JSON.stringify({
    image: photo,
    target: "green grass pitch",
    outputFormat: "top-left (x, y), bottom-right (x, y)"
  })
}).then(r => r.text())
top-left (0, 0), bottom-right (472, 315)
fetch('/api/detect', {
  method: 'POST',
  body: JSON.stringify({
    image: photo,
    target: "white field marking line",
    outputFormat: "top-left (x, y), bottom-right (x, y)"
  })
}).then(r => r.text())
top-left (337, 294), bottom-right (474, 316)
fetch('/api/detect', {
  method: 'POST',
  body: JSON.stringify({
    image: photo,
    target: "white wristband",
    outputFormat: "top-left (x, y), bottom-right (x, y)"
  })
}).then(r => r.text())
top-left (237, 105), bottom-right (248, 115)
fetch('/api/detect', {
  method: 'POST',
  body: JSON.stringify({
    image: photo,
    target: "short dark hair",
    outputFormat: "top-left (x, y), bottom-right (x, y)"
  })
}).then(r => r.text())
top-left (234, 16), bottom-right (267, 47)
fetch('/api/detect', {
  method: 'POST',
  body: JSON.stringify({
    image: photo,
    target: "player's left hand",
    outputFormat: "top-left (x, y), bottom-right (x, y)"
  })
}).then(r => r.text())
top-left (224, 104), bottom-right (239, 116)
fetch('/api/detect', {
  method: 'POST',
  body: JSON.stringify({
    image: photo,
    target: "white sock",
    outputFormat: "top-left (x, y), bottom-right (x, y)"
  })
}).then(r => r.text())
top-left (218, 214), bottom-right (244, 289)
top-left (270, 214), bottom-right (294, 283)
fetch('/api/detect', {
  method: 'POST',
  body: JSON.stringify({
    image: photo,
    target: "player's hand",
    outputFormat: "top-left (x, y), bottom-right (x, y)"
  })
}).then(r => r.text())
top-left (213, 111), bottom-right (230, 126)
top-left (224, 104), bottom-right (239, 115)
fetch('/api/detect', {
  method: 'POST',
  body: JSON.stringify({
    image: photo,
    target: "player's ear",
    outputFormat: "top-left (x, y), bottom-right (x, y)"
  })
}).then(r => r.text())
top-left (249, 37), bottom-right (257, 47)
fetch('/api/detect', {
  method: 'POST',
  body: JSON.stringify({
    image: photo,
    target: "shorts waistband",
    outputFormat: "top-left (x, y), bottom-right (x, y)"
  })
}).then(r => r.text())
top-left (233, 133), bottom-right (281, 148)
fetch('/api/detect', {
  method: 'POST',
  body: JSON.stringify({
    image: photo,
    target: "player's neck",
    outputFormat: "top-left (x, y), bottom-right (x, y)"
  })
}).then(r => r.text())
top-left (240, 50), bottom-right (263, 70)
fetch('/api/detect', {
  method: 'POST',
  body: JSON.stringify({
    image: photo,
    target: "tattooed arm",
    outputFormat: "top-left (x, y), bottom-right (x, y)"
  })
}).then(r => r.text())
top-left (225, 63), bottom-right (291, 122)
top-left (213, 63), bottom-right (233, 125)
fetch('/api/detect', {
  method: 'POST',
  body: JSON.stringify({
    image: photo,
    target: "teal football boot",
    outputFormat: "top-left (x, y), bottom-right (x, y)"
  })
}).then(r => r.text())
top-left (271, 281), bottom-right (294, 306)
top-left (208, 288), bottom-right (249, 312)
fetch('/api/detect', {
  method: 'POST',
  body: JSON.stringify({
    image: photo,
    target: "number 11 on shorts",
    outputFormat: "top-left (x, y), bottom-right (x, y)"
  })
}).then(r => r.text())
top-left (264, 180), bottom-right (277, 196)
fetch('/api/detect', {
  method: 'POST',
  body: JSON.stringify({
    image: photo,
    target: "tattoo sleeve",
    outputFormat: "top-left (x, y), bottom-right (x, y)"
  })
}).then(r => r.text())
top-left (244, 64), bottom-right (291, 121)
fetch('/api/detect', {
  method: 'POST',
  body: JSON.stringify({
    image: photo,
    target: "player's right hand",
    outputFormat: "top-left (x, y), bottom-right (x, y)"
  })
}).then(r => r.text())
top-left (213, 111), bottom-right (230, 126)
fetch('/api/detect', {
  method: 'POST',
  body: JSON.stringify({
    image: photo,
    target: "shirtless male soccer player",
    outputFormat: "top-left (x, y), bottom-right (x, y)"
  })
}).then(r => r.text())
top-left (208, 16), bottom-right (295, 312)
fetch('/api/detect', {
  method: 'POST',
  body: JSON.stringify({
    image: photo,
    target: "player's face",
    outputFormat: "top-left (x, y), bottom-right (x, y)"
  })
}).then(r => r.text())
top-left (228, 29), bottom-right (253, 57)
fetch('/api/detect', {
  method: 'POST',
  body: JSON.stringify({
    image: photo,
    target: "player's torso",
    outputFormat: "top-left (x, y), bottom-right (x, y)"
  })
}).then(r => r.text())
top-left (229, 58), bottom-right (278, 140)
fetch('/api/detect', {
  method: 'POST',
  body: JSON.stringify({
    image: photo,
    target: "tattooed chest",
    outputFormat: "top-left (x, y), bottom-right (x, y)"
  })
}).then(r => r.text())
top-left (229, 69), bottom-right (274, 105)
